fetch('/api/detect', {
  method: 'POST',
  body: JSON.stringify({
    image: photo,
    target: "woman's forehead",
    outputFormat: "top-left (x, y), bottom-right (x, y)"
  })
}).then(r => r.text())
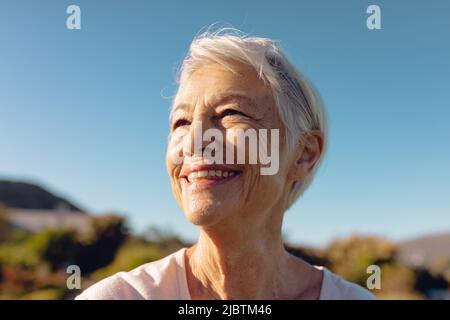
top-left (172, 64), bottom-right (273, 113)
top-left (179, 63), bottom-right (268, 95)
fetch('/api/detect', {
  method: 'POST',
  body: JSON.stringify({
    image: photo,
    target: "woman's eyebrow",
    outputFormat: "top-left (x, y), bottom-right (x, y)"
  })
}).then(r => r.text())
top-left (170, 103), bottom-right (190, 123)
top-left (170, 92), bottom-right (258, 119)
top-left (171, 103), bottom-right (190, 115)
top-left (212, 93), bottom-right (257, 110)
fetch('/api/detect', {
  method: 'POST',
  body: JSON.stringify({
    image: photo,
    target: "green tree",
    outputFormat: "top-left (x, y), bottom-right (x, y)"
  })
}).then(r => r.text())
top-left (28, 229), bottom-right (79, 271)
top-left (75, 214), bottom-right (128, 274)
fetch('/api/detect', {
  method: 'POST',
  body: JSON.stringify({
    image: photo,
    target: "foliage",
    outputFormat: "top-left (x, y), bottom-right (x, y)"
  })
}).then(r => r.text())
top-left (325, 235), bottom-right (397, 286)
top-left (75, 214), bottom-right (129, 273)
top-left (0, 214), bottom-right (128, 272)
top-left (0, 221), bottom-right (448, 300)
top-left (28, 229), bottom-right (79, 270)
top-left (428, 257), bottom-right (450, 283)
top-left (378, 263), bottom-right (419, 297)
top-left (19, 288), bottom-right (65, 300)
top-left (0, 214), bottom-right (129, 299)
top-left (143, 227), bottom-right (187, 254)
top-left (0, 240), bottom-right (41, 268)
top-left (92, 238), bottom-right (164, 281)
top-left (0, 204), bottom-right (14, 242)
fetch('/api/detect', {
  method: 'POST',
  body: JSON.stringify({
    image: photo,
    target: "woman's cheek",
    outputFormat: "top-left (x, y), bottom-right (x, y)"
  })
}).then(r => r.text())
top-left (167, 129), bottom-right (189, 168)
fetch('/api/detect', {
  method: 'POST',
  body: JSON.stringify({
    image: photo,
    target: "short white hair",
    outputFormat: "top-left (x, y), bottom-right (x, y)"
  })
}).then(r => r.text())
top-left (174, 27), bottom-right (328, 209)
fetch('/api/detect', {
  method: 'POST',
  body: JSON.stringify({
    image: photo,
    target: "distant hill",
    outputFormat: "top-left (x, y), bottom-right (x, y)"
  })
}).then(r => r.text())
top-left (0, 180), bottom-right (83, 212)
top-left (397, 233), bottom-right (450, 267)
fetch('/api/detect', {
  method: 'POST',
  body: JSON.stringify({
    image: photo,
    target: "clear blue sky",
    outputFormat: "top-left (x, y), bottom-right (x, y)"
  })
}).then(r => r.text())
top-left (1, 0), bottom-right (449, 246)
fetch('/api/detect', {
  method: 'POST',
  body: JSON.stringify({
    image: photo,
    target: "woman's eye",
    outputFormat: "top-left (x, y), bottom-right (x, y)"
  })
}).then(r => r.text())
top-left (172, 119), bottom-right (190, 130)
top-left (220, 109), bottom-right (246, 117)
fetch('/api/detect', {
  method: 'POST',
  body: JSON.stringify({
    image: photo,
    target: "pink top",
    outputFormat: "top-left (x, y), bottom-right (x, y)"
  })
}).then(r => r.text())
top-left (75, 248), bottom-right (376, 300)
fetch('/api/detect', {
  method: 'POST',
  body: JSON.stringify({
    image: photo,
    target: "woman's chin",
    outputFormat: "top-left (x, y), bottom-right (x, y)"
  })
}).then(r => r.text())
top-left (183, 201), bottom-right (238, 227)
top-left (180, 177), bottom-right (245, 226)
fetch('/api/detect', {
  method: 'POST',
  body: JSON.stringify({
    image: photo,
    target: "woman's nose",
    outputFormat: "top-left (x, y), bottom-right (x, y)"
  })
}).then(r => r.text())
top-left (182, 118), bottom-right (217, 158)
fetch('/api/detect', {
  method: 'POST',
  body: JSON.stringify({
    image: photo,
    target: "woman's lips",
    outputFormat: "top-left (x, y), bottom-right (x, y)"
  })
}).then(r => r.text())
top-left (182, 169), bottom-right (242, 189)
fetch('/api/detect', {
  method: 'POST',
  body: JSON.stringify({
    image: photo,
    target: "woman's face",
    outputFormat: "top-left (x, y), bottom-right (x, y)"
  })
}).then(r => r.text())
top-left (166, 62), bottom-right (295, 228)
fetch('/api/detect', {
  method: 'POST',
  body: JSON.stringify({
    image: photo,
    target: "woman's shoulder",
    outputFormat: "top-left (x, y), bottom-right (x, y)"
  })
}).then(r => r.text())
top-left (316, 266), bottom-right (377, 300)
top-left (75, 248), bottom-right (189, 300)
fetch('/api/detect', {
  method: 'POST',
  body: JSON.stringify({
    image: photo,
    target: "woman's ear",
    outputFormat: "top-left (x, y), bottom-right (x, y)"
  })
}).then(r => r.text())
top-left (288, 130), bottom-right (324, 182)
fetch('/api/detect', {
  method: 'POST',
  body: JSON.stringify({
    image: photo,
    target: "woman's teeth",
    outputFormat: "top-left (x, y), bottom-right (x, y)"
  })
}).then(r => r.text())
top-left (187, 170), bottom-right (237, 182)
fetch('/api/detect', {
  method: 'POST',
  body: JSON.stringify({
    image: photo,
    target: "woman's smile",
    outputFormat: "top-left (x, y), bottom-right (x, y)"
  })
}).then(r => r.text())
top-left (180, 165), bottom-right (243, 190)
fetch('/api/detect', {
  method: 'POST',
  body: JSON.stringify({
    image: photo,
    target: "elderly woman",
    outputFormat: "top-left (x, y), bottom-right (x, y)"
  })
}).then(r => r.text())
top-left (76, 29), bottom-right (375, 300)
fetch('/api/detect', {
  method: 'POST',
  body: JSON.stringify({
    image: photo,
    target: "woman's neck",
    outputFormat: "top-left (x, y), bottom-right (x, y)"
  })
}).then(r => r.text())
top-left (185, 224), bottom-right (323, 300)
